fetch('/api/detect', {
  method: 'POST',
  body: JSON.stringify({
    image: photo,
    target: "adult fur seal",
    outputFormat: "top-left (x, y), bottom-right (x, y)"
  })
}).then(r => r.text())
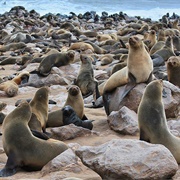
top-left (62, 105), bottom-right (93, 130)
top-left (103, 36), bottom-right (153, 115)
top-left (46, 85), bottom-right (87, 128)
top-left (0, 42), bottom-right (26, 52)
top-left (0, 101), bottom-right (68, 177)
top-left (138, 80), bottom-right (180, 164)
top-left (38, 50), bottom-right (75, 76)
top-left (167, 56), bottom-right (180, 87)
top-left (28, 87), bottom-right (49, 133)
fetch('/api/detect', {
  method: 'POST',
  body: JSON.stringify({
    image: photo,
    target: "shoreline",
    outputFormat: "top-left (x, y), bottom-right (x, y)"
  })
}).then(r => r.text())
top-left (0, 4), bottom-right (180, 21)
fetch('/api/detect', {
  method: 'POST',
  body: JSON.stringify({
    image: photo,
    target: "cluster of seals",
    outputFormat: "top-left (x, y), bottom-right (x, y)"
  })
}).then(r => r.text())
top-left (47, 85), bottom-right (88, 128)
top-left (0, 101), bottom-right (68, 177)
top-left (138, 80), bottom-right (180, 163)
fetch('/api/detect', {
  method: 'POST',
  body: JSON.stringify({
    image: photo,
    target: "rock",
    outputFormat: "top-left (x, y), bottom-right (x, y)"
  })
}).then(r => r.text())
top-left (167, 119), bottom-right (180, 137)
top-left (76, 139), bottom-right (178, 180)
top-left (107, 81), bottom-right (180, 118)
top-left (41, 148), bottom-right (101, 180)
top-left (107, 106), bottom-right (139, 135)
top-left (51, 124), bottom-right (99, 141)
top-left (163, 81), bottom-right (180, 118)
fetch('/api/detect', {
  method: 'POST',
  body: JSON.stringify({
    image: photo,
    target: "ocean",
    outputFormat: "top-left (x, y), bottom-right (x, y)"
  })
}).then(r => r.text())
top-left (0, 0), bottom-right (180, 20)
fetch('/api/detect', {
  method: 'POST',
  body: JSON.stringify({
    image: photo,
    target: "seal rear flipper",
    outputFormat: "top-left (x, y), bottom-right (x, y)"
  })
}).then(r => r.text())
top-left (31, 130), bottom-right (50, 140)
top-left (0, 153), bottom-right (19, 177)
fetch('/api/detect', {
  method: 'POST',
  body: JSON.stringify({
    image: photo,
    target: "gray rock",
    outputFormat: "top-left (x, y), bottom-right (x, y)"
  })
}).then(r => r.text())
top-left (167, 119), bottom-right (180, 137)
top-left (51, 124), bottom-right (99, 141)
top-left (41, 148), bottom-right (101, 180)
top-left (107, 81), bottom-right (180, 118)
top-left (75, 139), bottom-right (178, 180)
top-left (107, 106), bottom-right (139, 135)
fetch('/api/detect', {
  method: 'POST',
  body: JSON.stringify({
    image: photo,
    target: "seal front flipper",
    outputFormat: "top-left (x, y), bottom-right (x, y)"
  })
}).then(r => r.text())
top-left (0, 153), bottom-right (19, 177)
top-left (103, 92), bottom-right (112, 116)
top-left (118, 72), bottom-right (137, 103)
top-left (31, 130), bottom-right (50, 140)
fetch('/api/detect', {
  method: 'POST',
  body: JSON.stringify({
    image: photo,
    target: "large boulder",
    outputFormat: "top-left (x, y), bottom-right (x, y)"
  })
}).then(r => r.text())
top-left (75, 139), bottom-right (178, 180)
top-left (51, 124), bottom-right (99, 141)
top-left (106, 81), bottom-right (180, 118)
top-left (41, 148), bottom-right (101, 180)
top-left (107, 106), bottom-right (139, 135)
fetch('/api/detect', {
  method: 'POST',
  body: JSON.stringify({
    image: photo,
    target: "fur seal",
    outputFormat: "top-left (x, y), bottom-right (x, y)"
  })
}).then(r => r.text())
top-left (69, 42), bottom-right (94, 52)
top-left (0, 80), bottom-right (18, 97)
top-left (167, 56), bottom-right (180, 87)
top-left (46, 85), bottom-right (87, 128)
top-left (62, 105), bottom-right (93, 130)
top-left (74, 54), bottom-right (99, 98)
top-left (103, 36), bottom-right (153, 115)
top-left (28, 87), bottom-right (49, 133)
top-left (0, 101), bottom-right (68, 177)
top-left (138, 79), bottom-right (180, 164)
top-left (0, 71), bottom-right (30, 97)
top-left (38, 50), bottom-right (75, 76)
top-left (96, 34), bottom-right (112, 42)
top-left (0, 101), bottom-right (7, 124)
top-left (0, 42), bottom-right (26, 52)
top-left (152, 36), bottom-right (175, 62)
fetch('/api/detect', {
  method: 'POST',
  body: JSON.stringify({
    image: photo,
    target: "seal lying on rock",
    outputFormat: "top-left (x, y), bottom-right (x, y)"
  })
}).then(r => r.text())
top-left (37, 50), bottom-right (75, 76)
top-left (103, 36), bottom-right (153, 115)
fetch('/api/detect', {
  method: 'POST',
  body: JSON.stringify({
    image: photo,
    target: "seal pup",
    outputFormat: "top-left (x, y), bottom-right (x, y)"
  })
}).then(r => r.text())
top-left (0, 101), bottom-right (68, 177)
top-left (62, 105), bottom-right (93, 130)
top-left (138, 80), bottom-right (180, 163)
top-left (103, 36), bottom-right (153, 115)
top-left (167, 56), bottom-right (180, 87)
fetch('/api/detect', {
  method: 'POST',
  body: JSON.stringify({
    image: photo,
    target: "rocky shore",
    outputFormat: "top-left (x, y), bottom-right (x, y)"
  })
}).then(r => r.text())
top-left (0, 6), bottom-right (180, 179)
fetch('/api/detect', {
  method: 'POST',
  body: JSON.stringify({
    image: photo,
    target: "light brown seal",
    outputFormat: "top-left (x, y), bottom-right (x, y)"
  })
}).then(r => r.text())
top-left (0, 101), bottom-right (68, 177)
top-left (103, 36), bottom-right (153, 115)
top-left (138, 79), bottom-right (180, 164)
